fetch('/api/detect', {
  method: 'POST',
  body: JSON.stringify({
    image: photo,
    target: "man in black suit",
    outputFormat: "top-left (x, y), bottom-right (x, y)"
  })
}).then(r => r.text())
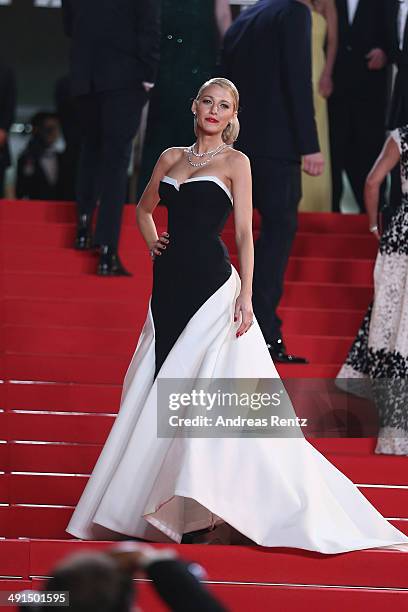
top-left (329, 0), bottom-right (388, 213)
top-left (61, 0), bottom-right (160, 276)
top-left (222, 0), bottom-right (323, 363)
top-left (0, 60), bottom-right (16, 198)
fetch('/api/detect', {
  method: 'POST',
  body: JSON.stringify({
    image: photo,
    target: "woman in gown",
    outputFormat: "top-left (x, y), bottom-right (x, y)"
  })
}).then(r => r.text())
top-left (67, 79), bottom-right (408, 553)
top-left (338, 127), bottom-right (408, 456)
top-left (299, 0), bottom-right (337, 213)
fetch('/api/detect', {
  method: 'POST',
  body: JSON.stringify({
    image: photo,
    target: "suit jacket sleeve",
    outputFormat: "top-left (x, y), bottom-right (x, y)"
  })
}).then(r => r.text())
top-left (373, 0), bottom-right (391, 63)
top-left (61, 0), bottom-right (73, 37)
top-left (0, 66), bottom-right (17, 132)
top-left (386, 0), bottom-right (402, 64)
top-left (137, 0), bottom-right (161, 83)
top-left (146, 559), bottom-right (227, 612)
top-left (279, 3), bottom-right (320, 155)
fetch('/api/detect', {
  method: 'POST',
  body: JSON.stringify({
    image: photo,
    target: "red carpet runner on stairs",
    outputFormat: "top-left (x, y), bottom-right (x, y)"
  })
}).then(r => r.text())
top-left (0, 200), bottom-right (407, 610)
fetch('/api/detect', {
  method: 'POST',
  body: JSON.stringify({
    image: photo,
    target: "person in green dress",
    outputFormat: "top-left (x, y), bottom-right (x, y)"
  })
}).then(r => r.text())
top-left (137, 0), bottom-right (231, 197)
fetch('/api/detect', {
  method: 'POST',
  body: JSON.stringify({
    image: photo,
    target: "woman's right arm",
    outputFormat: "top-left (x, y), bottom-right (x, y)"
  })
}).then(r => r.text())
top-left (215, 0), bottom-right (232, 37)
top-left (365, 135), bottom-right (400, 239)
top-left (319, 0), bottom-right (338, 98)
top-left (136, 148), bottom-right (178, 257)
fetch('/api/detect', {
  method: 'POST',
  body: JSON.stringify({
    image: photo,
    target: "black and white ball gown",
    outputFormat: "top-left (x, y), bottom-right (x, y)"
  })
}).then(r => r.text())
top-left (66, 175), bottom-right (408, 553)
top-left (338, 127), bottom-right (408, 455)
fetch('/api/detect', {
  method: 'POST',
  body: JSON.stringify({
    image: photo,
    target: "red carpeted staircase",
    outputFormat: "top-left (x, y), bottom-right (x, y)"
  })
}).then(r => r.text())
top-left (0, 200), bottom-right (407, 610)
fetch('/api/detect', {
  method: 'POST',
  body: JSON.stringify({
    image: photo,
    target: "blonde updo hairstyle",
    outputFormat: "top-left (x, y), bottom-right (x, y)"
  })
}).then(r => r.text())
top-left (194, 77), bottom-right (240, 145)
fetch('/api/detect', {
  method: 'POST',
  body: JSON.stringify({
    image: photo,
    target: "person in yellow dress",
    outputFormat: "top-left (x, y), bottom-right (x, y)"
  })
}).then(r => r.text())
top-left (299, 0), bottom-right (338, 212)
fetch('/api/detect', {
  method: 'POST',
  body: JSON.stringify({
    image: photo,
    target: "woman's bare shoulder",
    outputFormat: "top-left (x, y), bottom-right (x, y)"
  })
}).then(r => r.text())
top-left (159, 146), bottom-right (187, 164)
top-left (226, 148), bottom-right (251, 173)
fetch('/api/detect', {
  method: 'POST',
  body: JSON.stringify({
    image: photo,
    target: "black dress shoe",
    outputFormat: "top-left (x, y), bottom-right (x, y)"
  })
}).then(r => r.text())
top-left (75, 213), bottom-right (93, 250)
top-left (267, 338), bottom-right (308, 364)
top-left (97, 245), bottom-right (132, 276)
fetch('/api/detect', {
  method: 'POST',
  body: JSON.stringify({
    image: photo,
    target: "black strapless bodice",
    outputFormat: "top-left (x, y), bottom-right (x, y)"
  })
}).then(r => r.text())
top-left (151, 178), bottom-right (233, 377)
top-left (160, 178), bottom-right (232, 240)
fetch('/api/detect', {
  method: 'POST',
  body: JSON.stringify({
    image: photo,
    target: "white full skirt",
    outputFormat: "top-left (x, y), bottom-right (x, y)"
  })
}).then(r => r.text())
top-left (66, 269), bottom-right (408, 554)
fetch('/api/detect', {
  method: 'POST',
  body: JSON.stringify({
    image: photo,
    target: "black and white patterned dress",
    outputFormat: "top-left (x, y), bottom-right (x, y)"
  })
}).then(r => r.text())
top-left (338, 126), bottom-right (408, 455)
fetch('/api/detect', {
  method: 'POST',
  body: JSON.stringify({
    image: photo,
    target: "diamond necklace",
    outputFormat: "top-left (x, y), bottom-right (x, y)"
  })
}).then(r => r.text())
top-left (190, 142), bottom-right (225, 157)
top-left (186, 142), bottom-right (231, 168)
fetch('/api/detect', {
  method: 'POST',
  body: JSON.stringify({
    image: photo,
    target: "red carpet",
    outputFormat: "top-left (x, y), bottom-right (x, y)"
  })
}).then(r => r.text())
top-left (0, 200), bottom-right (407, 610)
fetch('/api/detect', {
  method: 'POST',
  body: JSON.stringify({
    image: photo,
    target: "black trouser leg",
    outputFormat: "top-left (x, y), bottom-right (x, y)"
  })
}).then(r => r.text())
top-left (328, 96), bottom-right (351, 212)
top-left (75, 93), bottom-right (103, 217)
top-left (0, 167), bottom-right (5, 198)
top-left (345, 98), bottom-right (385, 212)
top-left (60, 141), bottom-right (81, 201)
top-left (252, 158), bottom-right (301, 343)
top-left (94, 87), bottom-right (146, 249)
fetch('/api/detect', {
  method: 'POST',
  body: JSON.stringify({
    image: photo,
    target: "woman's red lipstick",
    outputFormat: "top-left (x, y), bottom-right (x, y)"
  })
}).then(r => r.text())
top-left (205, 117), bottom-right (219, 123)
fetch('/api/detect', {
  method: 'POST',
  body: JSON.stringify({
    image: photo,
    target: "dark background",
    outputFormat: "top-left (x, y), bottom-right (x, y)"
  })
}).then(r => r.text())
top-left (0, 1), bottom-right (248, 119)
top-left (0, 1), bottom-right (69, 118)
